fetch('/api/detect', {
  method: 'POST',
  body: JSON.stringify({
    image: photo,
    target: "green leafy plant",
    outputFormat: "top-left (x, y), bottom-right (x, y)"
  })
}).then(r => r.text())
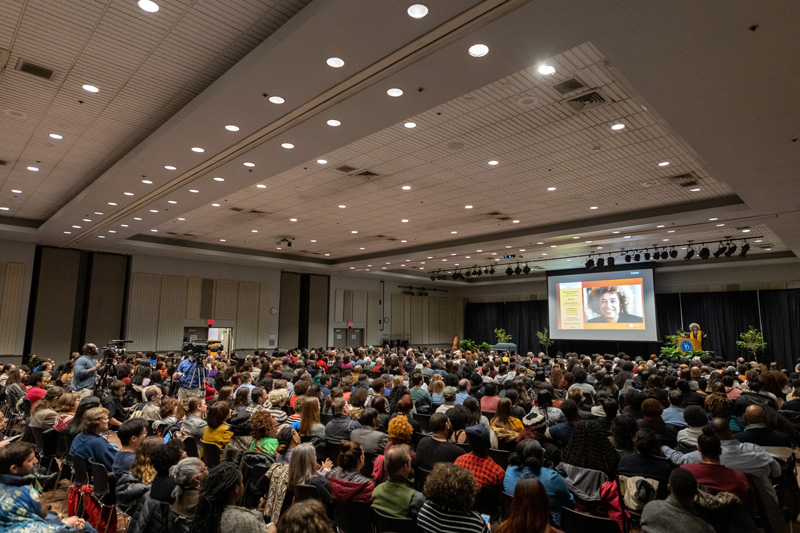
top-left (494, 328), bottom-right (512, 343)
top-left (478, 342), bottom-right (493, 353)
top-left (737, 326), bottom-right (767, 361)
top-left (660, 328), bottom-right (712, 361)
top-left (458, 339), bottom-right (478, 352)
top-left (536, 328), bottom-right (554, 357)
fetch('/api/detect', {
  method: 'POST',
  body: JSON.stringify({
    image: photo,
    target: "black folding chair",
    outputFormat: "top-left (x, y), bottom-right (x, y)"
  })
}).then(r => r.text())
top-left (89, 459), bottom-right (118, 527)
top-left (360, 451), bottom-right (378, 479)
top-left (326, 440), bottom-right (342, 465)
top-left (501, 492), bottom-right (514, 521)
top-left (373, 508), bottom-right (420, 533)
top-left (183, 436), bottom-right (200, 457)
top-left (30, 426), bottom-right (45, 454)
top-left (200, 442), bottom-right (221, 468)
top-left (294, 483), bottom-right (322, 503)
top-left (335, 500), bottom-right (374, 533)
top-left (321, 413), bottom-right (334, 425)
top-left (457, 442), bottom-right (471, 453)
top-left (413, 413), bottom-right (431, 433)
top-left (488, 448), bottom-right (510, 470)
top-left (472, 487), bottom-right (500, 522)
top-left (561, 507), bottom-right (620, 533)
top-left (415, 465), bottom-right (431, 492)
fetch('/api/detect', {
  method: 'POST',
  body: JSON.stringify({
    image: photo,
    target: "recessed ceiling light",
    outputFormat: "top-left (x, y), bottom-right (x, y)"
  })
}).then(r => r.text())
top-left (550, 245), bottom-right (557, 248)
top-left (338, 205), bottom-right (346, 209)
top-left (82, 84), bottom-right (99, 93)
top-left (585, 240), bottom-right (593, 244)
top-left (189, 189), bottom-right (199, 193)
top-left (276, 247), bottom-right (282, 250)
top-left (49, 133), bottom-right (63, 140)
top-left (121, 224), bottom-right (128, 228)
top-left (98, 235), bottom-right (105, 238)
top-left (407, 4), bottom-right (428, 18)
top-left (359, 247), bottom-right (365, 250)
top-left (94, 212), bottom-right (104, 215)
top-left (326, 57), bottom-right (345, 68)
top-left (281, 143), bottom-right (294, 149)
top-left (257, 184), bottom-right (267, 189)
top-left (538, 64), bottom-right (556, 75)
top-left (141, 179), bottom-right (153, 184)
top-left (310, 240), bottom-right (317, 243)
top-left (596, 247), bottom-right (603, 250)
top-left (251, 229), bottom-right (258, 233)
top-left (624, 236), bottom-right (631, 239)
top-left (150, 229), bottom-right (158, 232)
top-left (590, 206), bottom-right (598, 210)
top-left (468, 44), bottom-right (489, 57)
top-left (326, 119), bottom-right (341, 127)
top-left (351, 230), bottom-right (358, 234)
top-left (475, 250), bottom-right (482, 253)
top-left (134, 217), bottom-right (142, 221)
top-left (658, 161), bottom-right (670, 167)
top-left (123, 192), bottom-right (134, 196)
top-left (709, 217), bottom-right (718, 221)
top-left (404, 122), bottom-right (416, 129)
top-left (765, 247), bottom-right (772, 251)
top-left (541, 253), bottom-right (548, 256)
top-left (83, 218), bottom-right (91, 222)
top-left (350, 267), bottom-right (355, 270)
top-left (656, 224), bottom-right (665, 228)
top-left (27, 166), bottom-right (39, 171)
top-left (243, 162), bottom-right (255, 167)
top-left (387, 88), bottom-right (403, 97)
top-left (225, 125), bottom-right (239, 132)
top-left (72, 225), bottom-right (81, 229)
top-left (212, 203), bottom-right (221, 207)
top-left (537, 242), bottom-right (544, 245)
top-left (663, 238), bottom-right (669, 242)
top-left (150, 209), bottom-right (159, 213)
top-left (754, 239), bottom-right (762, 243)
top-left (716, 223), bottom-right (725, 227)
top-left (289, 218), bottom-right (297, 222)
top-left (573, 236), bottom-right (579, 239)
top-left (164, 165), bottom-right (176, 170)
top-left (213, 177), bottom-right (224, 182)
top-left (547, 187), bottom-right (557, 191)
top-left (108, 230), bottom-right (116, 234)
top-left (612, 231), bottom-right (620, 234)
top-left (11, 189), bottom-right (21, 194)
top-left (324, 253), bottom-right (330, 256)
top-left (63, 231), bottom-right (71, 234)
top-left (220, 239), bottom-right (226, 242)
top-left (512, 220), bottom-right (520, 224)
top-left (465, 205), bottom-right (473, 209)
top-left (742, 229), bottom-right (751, 233)
top-left (519, 249), bottom-right (526, 252)
top-left (108, 202), bottom-right (117, 206)
top-left (401, 185), bottom-right (411, 190)
top-left (690, 187), bottom-right (701, 192)
top-left (268, 96), bottom-right (285, 104)
top-left (191, 147), bottom-right (204, 153)
top-left (317, 159), bottom-right (327, 164)
top-left (668, 230), bottom-right (676, 233)
top-left (451, 231), bottom-right (457, 234)
top-left (611, 123), bottom-right (625, 130)
top-left (401, 219), bottom-right (409, 223)
top-left (137, 0), bottom-right (159, 12)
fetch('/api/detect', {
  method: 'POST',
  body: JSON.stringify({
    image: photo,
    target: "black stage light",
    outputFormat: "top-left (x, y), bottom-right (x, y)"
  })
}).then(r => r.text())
top-left (739, 243), bottom-right (750, 258)
top-left (670, 249), bottom-right (678, 259)
top-left (430, 274), bottom-right (436, 281)
top-left (644, 252), bottom-right (651, 261)
top-left (464, 270), bottom-right (471, 277)
top-left (451, 272), bottom-right (458, 280)
top-left (522, 264), bottom-right (531, 274)
top-left (483, 267), bottom-right (489, 275)
top-left (633, 253), bottom-right (641, 262)
top-left (725, 243), bottom-right (737, 257)
top-left (585, 258), bottom-right (595, 269)
top-left (489, 266), bottom-right (495, 275)
top-left (699, 247), bottom-right (710, 260)
top-left (625, 254), bottom-right (631, 263)
top-left (607, 256), bottom-right (615, 266)
top-left (685, 248), bottom-right (695, 260)
top-left (514, 265), bottom-right (522, 275)
top-left (476, 269), bottom-right (482, 276)
top-left (713, 245), bottom-right (727, 257)
top-left (596, 258), bottom-right (605, 268)
top-left (505, 266), bottom-right (514, 276)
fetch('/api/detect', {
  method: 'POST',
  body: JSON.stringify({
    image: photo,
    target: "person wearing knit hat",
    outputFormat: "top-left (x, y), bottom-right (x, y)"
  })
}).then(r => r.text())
top-left (267, 388), bottom-right (289, 425)
top-left (454, 424), bottom-right (504, 491)
top-left (522, 412), bottom-right (547, 431)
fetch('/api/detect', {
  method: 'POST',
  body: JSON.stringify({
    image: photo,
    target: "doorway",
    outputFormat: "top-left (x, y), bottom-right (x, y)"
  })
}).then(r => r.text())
top-left (208, 327), bottom-right (234, 354)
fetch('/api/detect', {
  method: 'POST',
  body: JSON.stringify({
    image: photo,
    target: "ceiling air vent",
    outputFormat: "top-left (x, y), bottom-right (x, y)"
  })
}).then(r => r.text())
top-left (229, 207), bottom-right (245, 212)
top-left (355, 170), bottom-right (379, 179)
top-left (166, 231), bottom-right (179, 236)
top-left (552, 77), bottom-right (586, 95)
top-left (564, 90), bottom-right (607, 112)
top-left (0, 160), bottom-right (7, 166)
top-left (336, 165), bottom-right (358, 174)
top-left (663, 173), bottom-right (699, 188)
top-left (15, 59), bottom-right (56, 81)
top-left (248, 209), bottom-right (267, 215)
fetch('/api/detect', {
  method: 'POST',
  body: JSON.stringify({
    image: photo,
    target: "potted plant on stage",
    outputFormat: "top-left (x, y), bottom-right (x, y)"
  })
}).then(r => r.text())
top-left (536, 328), bottom-right (554, 357)
top-left (737, 326), bottom-right (767, 362)
top-left (494, 328), bottom-right (512, 343)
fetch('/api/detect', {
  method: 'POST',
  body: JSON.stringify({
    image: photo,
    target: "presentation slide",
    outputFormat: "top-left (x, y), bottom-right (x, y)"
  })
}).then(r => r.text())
top-left (547, 267), bottom-right (658, 342)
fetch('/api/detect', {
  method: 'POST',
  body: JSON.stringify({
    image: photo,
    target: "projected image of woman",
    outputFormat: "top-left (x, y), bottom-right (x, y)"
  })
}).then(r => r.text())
top-left (586, 286), bottom-right (643, 323)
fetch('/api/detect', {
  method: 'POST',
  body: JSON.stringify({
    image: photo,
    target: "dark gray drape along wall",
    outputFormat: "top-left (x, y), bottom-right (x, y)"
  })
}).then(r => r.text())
top-left (280, 272), bottom-right (330, 350)
top-left (279, 272), bottom-right (302, 349)
top-left (26, 247), bottom-right (129, 361)
top-left (464, 289), bottom-right (799, 366)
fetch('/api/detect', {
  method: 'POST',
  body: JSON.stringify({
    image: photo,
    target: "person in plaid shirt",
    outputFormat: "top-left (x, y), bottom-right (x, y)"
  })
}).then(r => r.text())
top-left (454, 424), bottom-right (504, 492)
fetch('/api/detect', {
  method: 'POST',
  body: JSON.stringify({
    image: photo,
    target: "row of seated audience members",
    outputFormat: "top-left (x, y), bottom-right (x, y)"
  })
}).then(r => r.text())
top-left (2, 347), bottom-right (800, 533)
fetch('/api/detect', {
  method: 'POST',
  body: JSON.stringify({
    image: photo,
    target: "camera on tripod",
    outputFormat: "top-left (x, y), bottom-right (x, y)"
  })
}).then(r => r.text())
top-left (102, 339), bottom-right (133, 360)
top-left (182, 339), bottom-right (222, 359)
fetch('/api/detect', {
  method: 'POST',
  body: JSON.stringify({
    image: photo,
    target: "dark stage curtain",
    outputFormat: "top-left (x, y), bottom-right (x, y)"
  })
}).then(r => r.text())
top-left (462, 289), bottom-right (799, 365)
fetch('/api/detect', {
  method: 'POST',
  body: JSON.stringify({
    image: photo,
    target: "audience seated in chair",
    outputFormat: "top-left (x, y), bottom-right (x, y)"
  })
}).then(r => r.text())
top-left (69, 406), bottom-right (118, 471)
top-left (415, 413), bottom-right (465, 471)
top-left (371, 444), bottom-right (425, 520)
top-left (641, 468), bottom-right (714, 533)
top-left (417, 463), bottom-right (488, 533)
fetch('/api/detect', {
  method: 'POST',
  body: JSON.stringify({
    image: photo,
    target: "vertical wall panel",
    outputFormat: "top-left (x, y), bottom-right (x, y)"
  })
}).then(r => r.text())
top-left (126, 272), bottom-right (161, 352)
top-left (307, 275), bottom-right (328, 348)
top-left (410, 295), bottom-right (423, 344)
top-left (200, 278), bottom-right (214, 319)
top-left (214, 279), bottom-right (237, 319)
top-left (278, 272), bottom-right (301, 348)
top-left (186, 277), bottom-right (202, 319)
top-left (439, 301), bottom-right (451, 345)
top-left (334, 289), bottom-right (344, 322)
top-left (452, 297), bottom-right (464, 340)
top-left (157, 276), bottom-right (187, 351)
top-left (403, 294), bottom-right (411, 340)
top-left (236, 281), bottom-right (259, 349)
top-left (366, 291), bottom-right (381, 346)
top-left (0, 263), bottom-right (24, 353)
top-left (428, 297), bottom-right (441, 344)
top-left (390, 293), bottom-right (404, 337)
top-left (257, 283), bottom-right (273, 348)
top-left (352, 290), bottom-right (367, 324)
top-left (343, 290), bottom-right (352, 323)
top-left (30, 248), bottom-right (82, 357)
top-left (421, 296), bottom-right (429, 344)
top-left (85, 254), bottom-right (128, 345)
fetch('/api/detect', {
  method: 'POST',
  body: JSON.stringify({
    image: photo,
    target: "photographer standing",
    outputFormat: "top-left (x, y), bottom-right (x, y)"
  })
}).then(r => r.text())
top-left (175, 351), bottom-right (206, 401)
top-left (73, 343), bottom-right (102, 398)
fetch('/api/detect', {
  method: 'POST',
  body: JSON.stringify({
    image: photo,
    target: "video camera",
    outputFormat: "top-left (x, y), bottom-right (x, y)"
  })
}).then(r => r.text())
top-left (102, 340), bottom-right (133, 359)
top-left (182, 339), bottom-right (222, 358)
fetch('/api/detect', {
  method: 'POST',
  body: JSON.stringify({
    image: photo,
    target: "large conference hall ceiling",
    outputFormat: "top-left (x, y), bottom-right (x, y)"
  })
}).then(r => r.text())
top-left (0, 0), bottom-right (798, 283)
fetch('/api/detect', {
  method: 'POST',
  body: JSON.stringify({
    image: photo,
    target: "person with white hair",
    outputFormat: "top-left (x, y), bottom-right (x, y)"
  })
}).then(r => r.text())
top-left (170, 457), bottom-right (208, 522)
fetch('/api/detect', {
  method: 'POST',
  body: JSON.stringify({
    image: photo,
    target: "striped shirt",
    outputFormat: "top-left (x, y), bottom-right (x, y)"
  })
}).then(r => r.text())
top-left (416, 501), bottom-right (489, 533)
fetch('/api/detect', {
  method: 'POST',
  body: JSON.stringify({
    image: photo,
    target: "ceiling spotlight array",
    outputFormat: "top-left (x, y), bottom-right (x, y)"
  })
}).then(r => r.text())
top-left (582, 237), bottom-right (760, 270)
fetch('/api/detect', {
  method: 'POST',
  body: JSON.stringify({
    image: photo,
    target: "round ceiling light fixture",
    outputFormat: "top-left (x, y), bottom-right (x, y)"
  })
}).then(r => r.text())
top-left (82, 84), bottom-right (99, 93)
top-left (326, 57), bottom-right (345, 68)
top-left (387, 88), bottom-right (403, 97)
top-left (268, 96), bottom-right (285, 104)
top-left (225, 125), bottom-right (239, 132)
top-left (468, 44), bottom-right (489, 57)
top-left (138, 0), bottom-right (159, 12)
top-left (407, 4), bottom-right (428, 18)
top-left (538, 64), bottom-right (555, 75)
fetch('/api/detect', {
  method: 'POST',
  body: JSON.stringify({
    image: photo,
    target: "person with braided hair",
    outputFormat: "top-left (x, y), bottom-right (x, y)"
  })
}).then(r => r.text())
top-left (191, 462), bottom-right (267, 533)
top-left (561, 420), bottom-right (619, 479)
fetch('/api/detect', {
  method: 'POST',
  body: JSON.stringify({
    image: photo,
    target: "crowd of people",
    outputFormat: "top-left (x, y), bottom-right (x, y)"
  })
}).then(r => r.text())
top-left (1, 343), bottom-right (799, 533)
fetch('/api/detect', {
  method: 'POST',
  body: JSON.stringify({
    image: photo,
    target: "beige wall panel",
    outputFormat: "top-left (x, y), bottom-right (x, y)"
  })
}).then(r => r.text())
top-left (257, 283), bottom-right (273, 348)
top-left (452, 297), bottom-right (464, 340)
top-left (390, 293), bottom-right (404, 337)
top-left (334, 289), bottom-right (344, 322)
top-left (0, 263), bottom-right (24, 353)
top-left (403, 294), bottom-right (411, 339)
top-left (366, 291), bottom-right (381, 346)
top-left (236, 281), bottom-right (260, 349)
top-left (439, 301), bottom-right (451, 346)
top-left (352, 290), bottom-right (367, 324)
top-left (214, 279), bottom-right (238, 320)
top-left (410, 295), bottom-right (423, 344)
top-left (127, 273), bottom-right (161, 352)
top-left (421, 296), bottom-right (429, 344)
top-left (157, 276), bottom-right (187, 351)
top-left (427, 297), bottom-right (441, 344)
top-left (186, 277), bottom-right (202, 319)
